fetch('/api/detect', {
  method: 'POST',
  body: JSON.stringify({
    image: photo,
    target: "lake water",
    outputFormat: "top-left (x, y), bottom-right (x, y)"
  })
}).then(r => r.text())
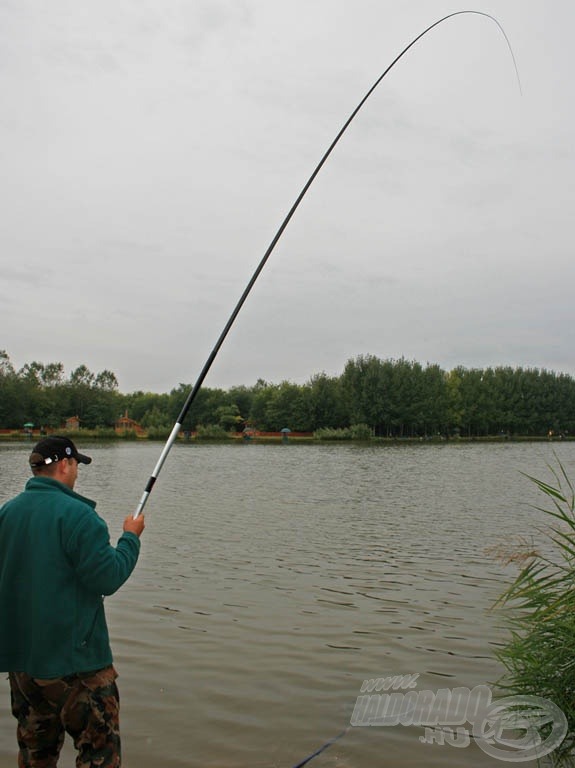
top-left (0, 439), bottom-right (572, 767)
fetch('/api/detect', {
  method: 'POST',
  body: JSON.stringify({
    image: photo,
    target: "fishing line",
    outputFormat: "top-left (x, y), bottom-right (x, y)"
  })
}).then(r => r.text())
top-left (133, 9), bottom-right (521, 518)
top-left (290, 721), bottom-right (520, 767)
top-left (291, 727), bottom-right (350, 768)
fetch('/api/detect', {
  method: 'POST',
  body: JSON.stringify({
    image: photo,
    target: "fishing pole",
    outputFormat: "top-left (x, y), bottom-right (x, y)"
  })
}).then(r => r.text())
top-left (133, 9), bottom-right (521, 518)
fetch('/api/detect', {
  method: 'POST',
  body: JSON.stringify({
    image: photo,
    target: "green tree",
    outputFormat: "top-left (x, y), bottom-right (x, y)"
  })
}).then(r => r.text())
top-left (140, 405), bottom-right (171, 430)
top-left (227, 385), bottom-right (254, 425)
top-left (94, 370), bottom-right (119, 392)
top-left (167, 385), bottom-right (230, 430)
top-left (420, 363), bottom-right (449, 436)
top-left (64, 365), bottom-right (121, 428)
top-left (341, 355), bottom-right (387, 431)
top-left (216, 403), bottom-right (243, 432)
top-left (41, 362), bottom-right (64, 388)
top-left (0, 351), bottom-right (20, 427)
top-left (69, 365), bottom-right (95, 387)
top-left (263, 381), bottom-right (311, 431)
top-left (122, 391), bottom-right (171, 426)
top-left (307, 372), bottom-right (348, 430)
top-left (248, 381), bottom-right (277, 430)
top-left (446, 368), bottom-right (464, 433)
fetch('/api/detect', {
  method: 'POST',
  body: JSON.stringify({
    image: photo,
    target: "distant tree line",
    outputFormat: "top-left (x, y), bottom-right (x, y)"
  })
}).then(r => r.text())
top-left (1, 350), bottom-right (574, 437)
top-left (0, 351), bottom-right (120, 431)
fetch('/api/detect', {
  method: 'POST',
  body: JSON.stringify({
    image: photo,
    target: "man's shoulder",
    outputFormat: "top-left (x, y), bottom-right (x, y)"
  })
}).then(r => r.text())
top-left (0, 483), bottom-right (35, 510)
top-left (25, 476), bottom-right (97, 509)
top-left (0, 478), bottom-right (96, 528)
top-left (0, 490), bottom-right (26, 518)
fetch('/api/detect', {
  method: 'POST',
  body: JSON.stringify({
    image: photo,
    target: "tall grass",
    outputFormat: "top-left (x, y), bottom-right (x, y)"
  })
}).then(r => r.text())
top-left (314, 423), bottom-right (372, 440)
top-left (195, 424), bottom-right (230, 440)
top-left (496, 461), bottom-right (575, 766)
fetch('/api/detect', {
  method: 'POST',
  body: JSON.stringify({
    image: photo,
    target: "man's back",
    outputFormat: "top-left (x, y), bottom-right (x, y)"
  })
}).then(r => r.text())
top-left (0, 475), bottom-right (140, 678)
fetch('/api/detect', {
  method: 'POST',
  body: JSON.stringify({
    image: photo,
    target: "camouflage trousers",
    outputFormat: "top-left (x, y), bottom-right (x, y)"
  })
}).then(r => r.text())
top-left (8, 665), bottom-right (121, 768)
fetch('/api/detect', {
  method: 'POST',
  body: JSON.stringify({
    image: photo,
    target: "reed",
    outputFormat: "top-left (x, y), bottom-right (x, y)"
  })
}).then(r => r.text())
top-left (496, 460), bottom-right (575, 765)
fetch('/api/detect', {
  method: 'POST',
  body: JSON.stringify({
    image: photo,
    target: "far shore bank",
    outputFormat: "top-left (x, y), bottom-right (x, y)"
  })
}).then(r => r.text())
top-left (1, 431), bottom-right (573, 445)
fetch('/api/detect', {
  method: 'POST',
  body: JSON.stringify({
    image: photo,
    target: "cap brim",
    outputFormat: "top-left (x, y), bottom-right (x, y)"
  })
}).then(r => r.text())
top-left (76, 453), bottom-right (92, 465)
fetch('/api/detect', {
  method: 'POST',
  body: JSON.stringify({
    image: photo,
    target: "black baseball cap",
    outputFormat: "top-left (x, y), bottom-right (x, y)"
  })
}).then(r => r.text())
top-left (29, 436), bottom-right (92, 468)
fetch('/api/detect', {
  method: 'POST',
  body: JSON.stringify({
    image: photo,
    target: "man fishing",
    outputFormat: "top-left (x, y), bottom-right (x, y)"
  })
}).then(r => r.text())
top-left (0, 435), bottom-right (145, 767)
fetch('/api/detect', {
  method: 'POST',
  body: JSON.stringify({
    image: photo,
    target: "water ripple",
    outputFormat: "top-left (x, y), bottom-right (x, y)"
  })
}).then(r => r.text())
top-left (0, 439), bottom-right (567, 767)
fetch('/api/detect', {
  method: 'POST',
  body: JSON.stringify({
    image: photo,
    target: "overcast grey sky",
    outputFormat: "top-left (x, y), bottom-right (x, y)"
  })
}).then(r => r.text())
top-left (1, 0), bottom-right (573, 394)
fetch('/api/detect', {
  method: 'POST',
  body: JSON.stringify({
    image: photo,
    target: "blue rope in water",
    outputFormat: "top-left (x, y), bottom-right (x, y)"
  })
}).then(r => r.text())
top-left (291, 727), bottom-right (350, 768)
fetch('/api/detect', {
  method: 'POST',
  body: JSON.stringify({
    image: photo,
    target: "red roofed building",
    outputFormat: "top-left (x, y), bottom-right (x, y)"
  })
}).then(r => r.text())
top-left (115, 411), bottom-right (146, 437)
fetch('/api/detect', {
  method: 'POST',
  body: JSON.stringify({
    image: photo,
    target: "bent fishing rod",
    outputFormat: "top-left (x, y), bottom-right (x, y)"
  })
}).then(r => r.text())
top-left (134, 9), bottom-right (520, 519)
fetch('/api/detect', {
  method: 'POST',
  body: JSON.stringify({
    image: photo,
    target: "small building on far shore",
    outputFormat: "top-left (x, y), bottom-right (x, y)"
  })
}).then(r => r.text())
top-left (115, 411), bottom-right (146, 437)
top-left (64, 415), bottom-right (80, 431)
